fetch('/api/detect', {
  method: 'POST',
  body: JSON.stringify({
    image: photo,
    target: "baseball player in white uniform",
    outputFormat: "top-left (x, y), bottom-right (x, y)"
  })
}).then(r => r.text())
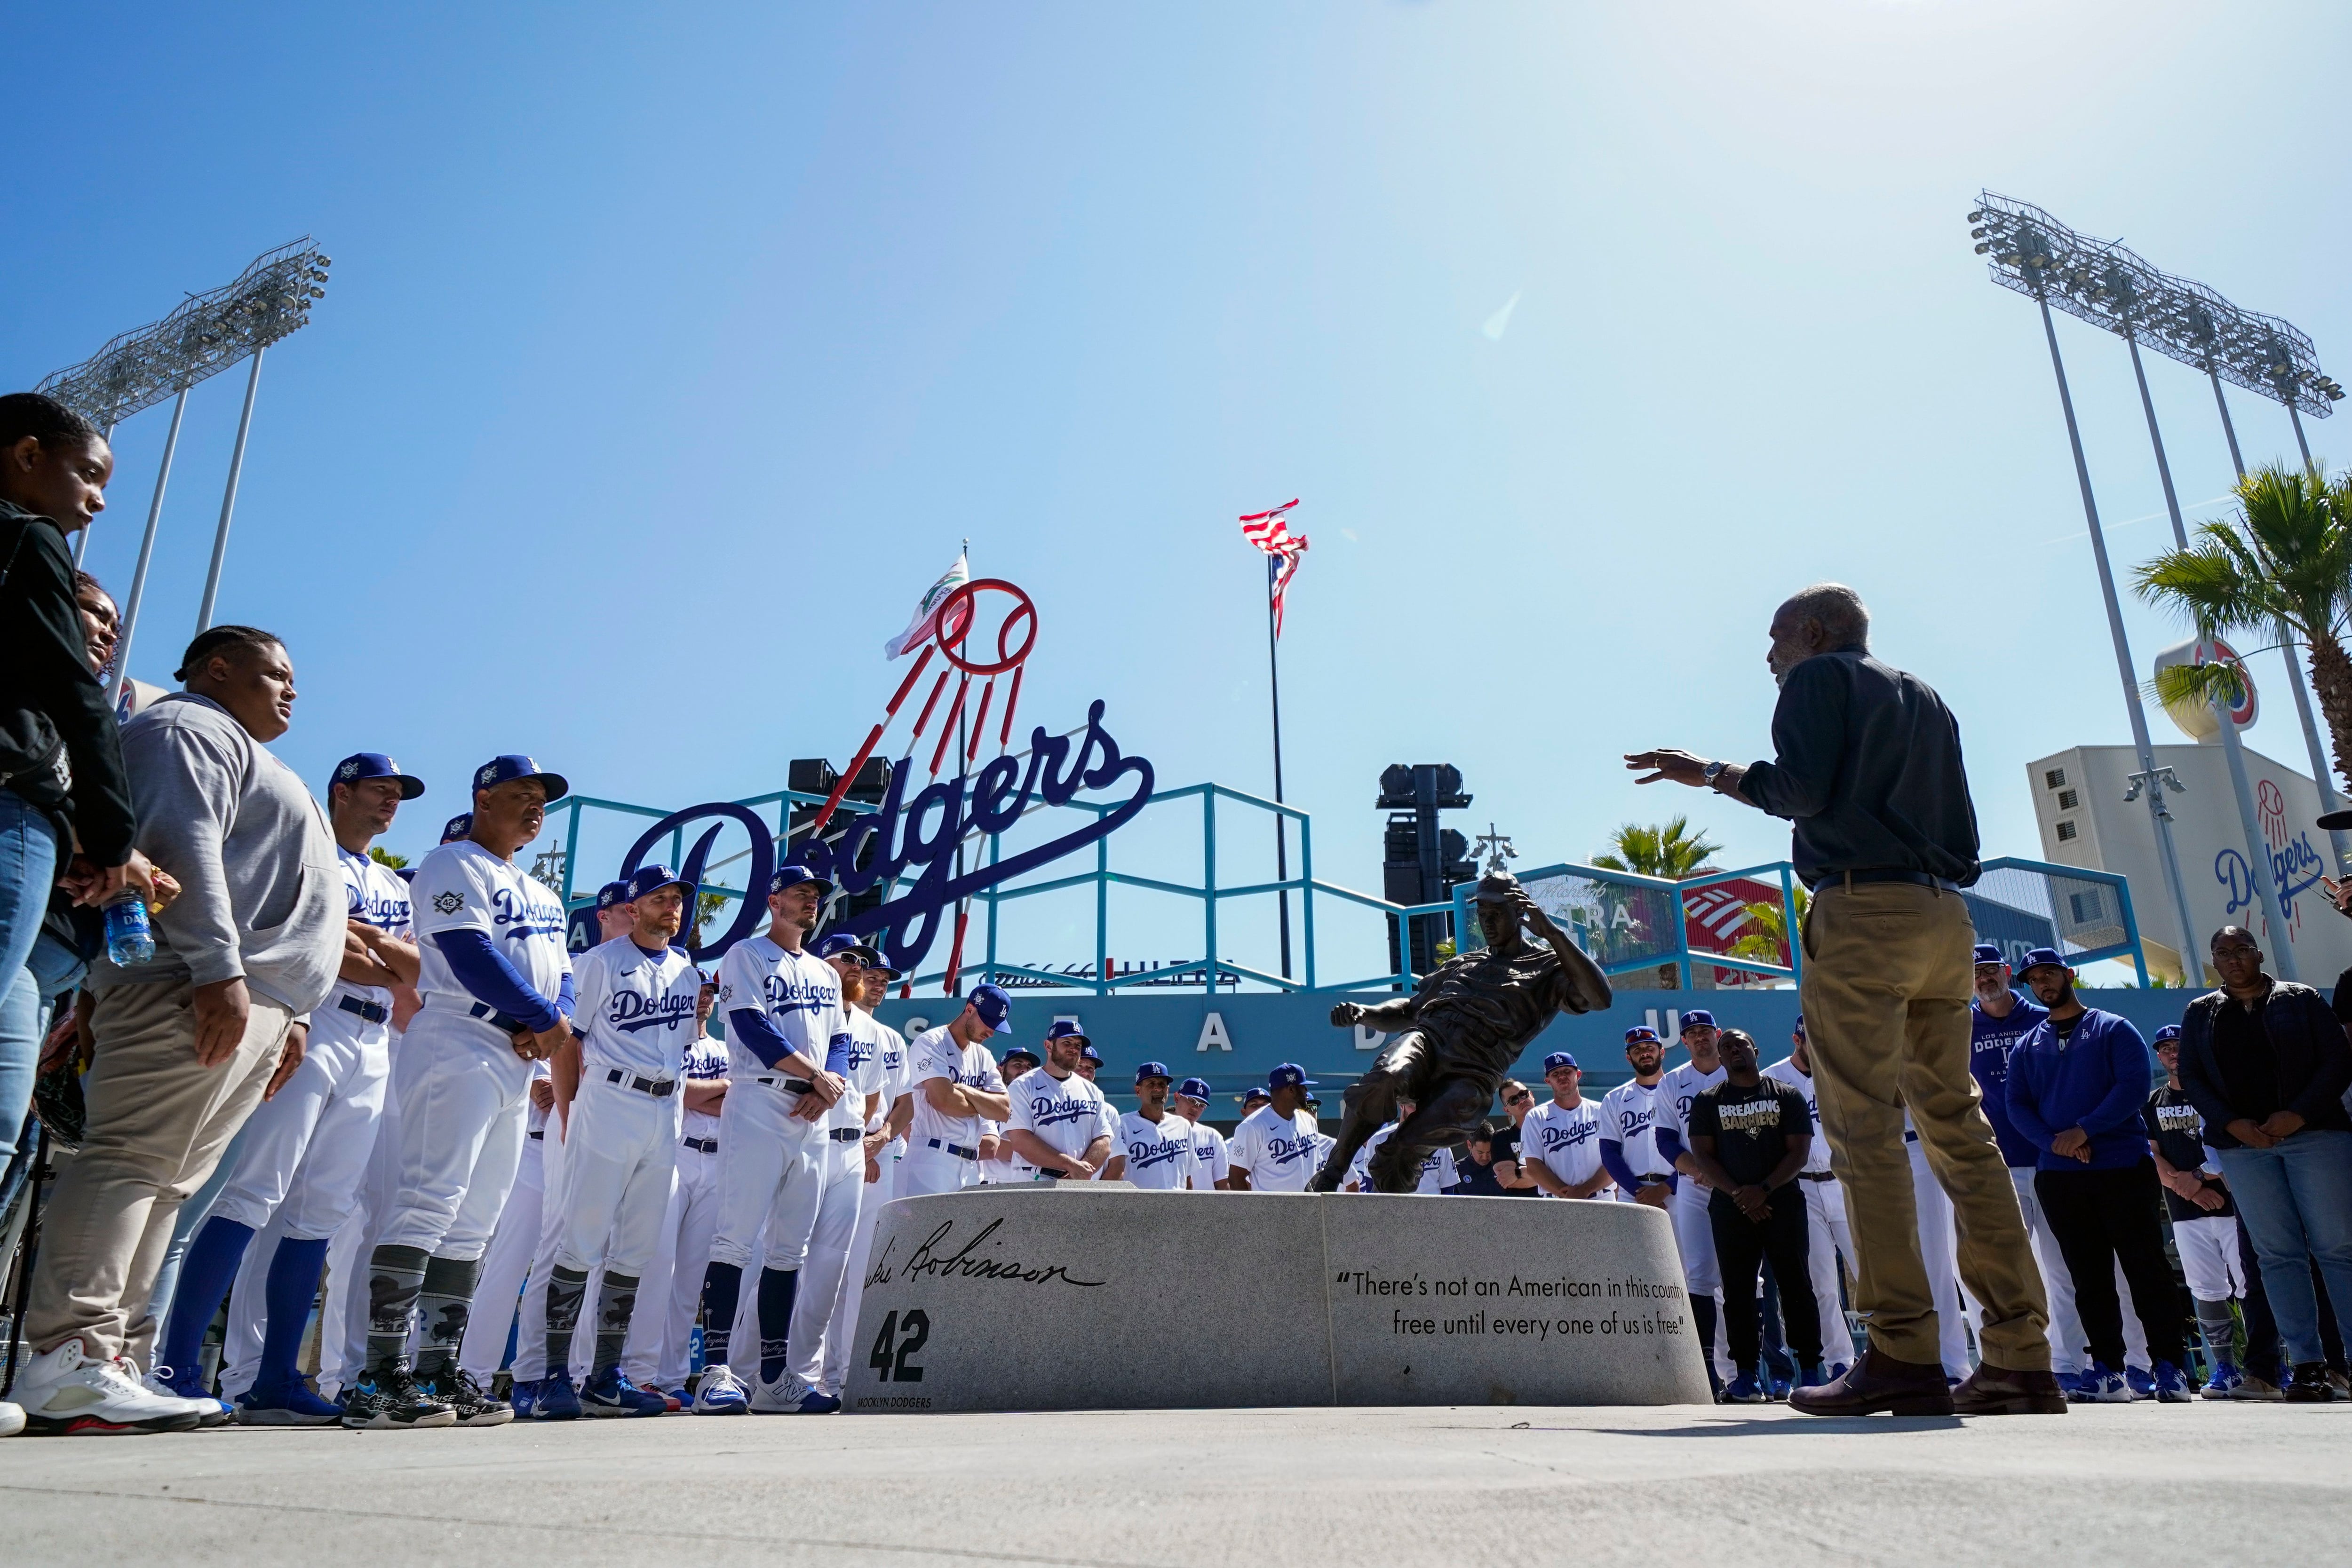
top-left (901, 984), bottom-right (1015, 1196)
top-left (819, 949), bottom-right (913, 1400)
top-left (695, 862), bottom-right (851, 1415)
top-left (1004, 1021), bottom-right (1115, 1179)
top-left (354, 756), bottom-right (573, 1429)
top-left (1518, 1052), bottom-right (1613, 1199)
top-left (1106, 1061), bottom-right (1201, 1188)
top-left (1599, 1026), bottom-right (1672, 1206)
top-left (1763, 1015), bottom-right (1856, 1375)
top-left (623, 970), bottom-right (726, 1404)
top-left (1345, 1100), bottom-right (1459, 1194)
top-left (532, 863), bottom-right (699, 1420)
top-left (156, 753), bottom-right (424, 1425)
top-left (977, 1043), bottom-right (1040, 1184)
top-left (1228, 1065), bottom-right (1322, 1191)
top-left (1169, 1078), bottom-right (1232, 1189)
top-left (1651, 1008), bottom-right (1730, 1392)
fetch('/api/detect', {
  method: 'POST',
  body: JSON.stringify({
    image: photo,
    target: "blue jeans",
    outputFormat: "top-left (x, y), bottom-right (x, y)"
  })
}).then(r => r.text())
top-left (2217, 1130), bottom-right (2352, 1368)
top-left (0, 791), bottom-right (62, 1180)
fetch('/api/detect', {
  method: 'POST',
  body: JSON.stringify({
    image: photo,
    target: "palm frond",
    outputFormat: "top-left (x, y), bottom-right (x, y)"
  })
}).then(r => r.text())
top-left (2146, 660), bottom-right (2248, 711)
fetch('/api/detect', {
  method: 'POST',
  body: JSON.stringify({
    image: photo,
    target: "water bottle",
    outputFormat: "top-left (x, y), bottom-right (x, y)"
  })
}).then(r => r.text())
top-left (104, 889), bottom-right (155, 966)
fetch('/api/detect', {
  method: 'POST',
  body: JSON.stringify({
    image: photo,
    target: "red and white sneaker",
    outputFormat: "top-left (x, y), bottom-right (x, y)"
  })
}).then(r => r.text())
top-left (14, 1339), bottom-right (207, 1435)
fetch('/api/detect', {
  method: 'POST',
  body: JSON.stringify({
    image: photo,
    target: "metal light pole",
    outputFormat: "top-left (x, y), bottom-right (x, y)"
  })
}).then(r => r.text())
top-left (2121, 307), bottom-right (2297, 977)
top-left (2034, 282), bottom-right (2207, 978)
top-left (196, 347), bottom-right (265, 633)
top-left (1266, 552), bottom-right (1294, 980)
top-left (108, 386), bottom-right (189, 707)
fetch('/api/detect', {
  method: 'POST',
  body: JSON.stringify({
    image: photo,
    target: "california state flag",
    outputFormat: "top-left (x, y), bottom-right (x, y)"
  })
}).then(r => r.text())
top-left (883, 550), bottom-right (970, 658)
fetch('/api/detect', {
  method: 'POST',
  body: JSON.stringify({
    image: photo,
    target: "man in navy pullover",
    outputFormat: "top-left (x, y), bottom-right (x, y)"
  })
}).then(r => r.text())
top-left (2004, 948), bottom-right (2187, 1402)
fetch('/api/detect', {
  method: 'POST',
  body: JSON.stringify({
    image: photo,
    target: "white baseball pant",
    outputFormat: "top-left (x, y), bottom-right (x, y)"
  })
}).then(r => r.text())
top-left (552, 1075), bottom-right (680, 1280)
top-left (2173, 1213), bottom-right (2247, 1303)
top-left (457, 1125), bottom-right (546, 1383)
top-left (821, 1145), bottom-right (899, 1395)
top-left (707, 1076), bottom-right (824, 1271)
top-left (782, 1129), bottom-right (866, 1387)
top-left (1909, 1134), bottom-right (1976, 1378)
top-left (512, 1113), bottom-right (600, 1383)
top-left (1793, 1173), bottom-right (1855, 1364)
top-left (321, 1027), bottom-right (416, 1396)
top-left (898, 1137), bottom-right (981, 1196)
top-left (623, 1135), bottom-right (721, 1389)
top-left (375, 1009), bottom-right (532, 1261)
top-left (1669, 1185), bottom-right (1732, 1381)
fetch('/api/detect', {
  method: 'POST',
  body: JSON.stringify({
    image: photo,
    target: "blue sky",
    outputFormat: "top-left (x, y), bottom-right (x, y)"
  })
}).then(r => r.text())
top-left (14, 1), bottom-right (2350, 980)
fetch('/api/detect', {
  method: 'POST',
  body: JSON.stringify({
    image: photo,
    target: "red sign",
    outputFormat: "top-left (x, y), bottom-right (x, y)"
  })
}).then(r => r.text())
top-left (1681, 878), bottom-right (1788, 988)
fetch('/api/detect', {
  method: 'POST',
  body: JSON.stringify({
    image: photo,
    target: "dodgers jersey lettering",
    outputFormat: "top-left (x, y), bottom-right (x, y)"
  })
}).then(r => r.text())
top-left (1759, 1056), bottom-right (1831, 1172)
top-left (1598, 1079), bottom-right (1662, 1176)
top-left (329, 846), bottom-right (413, 1017)
top-left (907, 1023), bottom-right (1006, 1150)
top-left (572, 936), bottom-right (700, 1081)
top-left (1654, 1060), bottom-right (1726, 1203)
top-left (1229, 1105), bottom-right (1320, 1191)
top-left (1348, 1123), bottom-right (1457, 1194)
top-left (828, 1008), bottom-right (889, 1132)
top-left (1521, 1097), bottom-right (1610, 1195)
top-left (680, 1030), bottom-right (727, 1141)
top-left (1007, 1067), bottom-right (1112, 1165)
top-left (1969, 993), bottom-right (2050, 1168)
top-left (1114, 1110), bottom-right (1200, 1189)
top-left (714, 934), bottom-right (850, 1086)
top-left (410, 840), bottom-right (571, 1017)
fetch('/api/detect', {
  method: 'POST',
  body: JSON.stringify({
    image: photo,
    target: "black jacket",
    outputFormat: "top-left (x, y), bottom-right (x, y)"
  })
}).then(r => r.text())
top-left (2176, 981), bottom-right (2352, 1148)
top-left (0, 499), bottom-right (135, 864)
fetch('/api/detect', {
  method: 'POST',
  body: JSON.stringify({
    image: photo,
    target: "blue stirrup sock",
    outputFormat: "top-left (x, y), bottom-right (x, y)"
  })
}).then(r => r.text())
top-left (699, 1261), bottom-right (744, 1364)
top-left (159, 1216), bottom-right (256, 1380)
top-left (757, 1267), bottom-right (799, 1386)
top-left (256, 1235), bottom-right (332, 1392)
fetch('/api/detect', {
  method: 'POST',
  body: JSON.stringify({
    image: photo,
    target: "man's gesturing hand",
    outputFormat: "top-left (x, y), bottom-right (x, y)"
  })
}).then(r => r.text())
top-left (1624, 750), bottom-right (1710, 788)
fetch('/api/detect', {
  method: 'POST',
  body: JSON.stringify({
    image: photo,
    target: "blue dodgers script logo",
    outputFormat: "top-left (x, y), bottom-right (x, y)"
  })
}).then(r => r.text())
top-left (1128, 1129), bottom-right (1190, 1170)
top-left (353, 882), bottom-right (410, 934)
top-left (608, 987), bottom-right (696, 1035)
top-left (1538, 1118), bottom-right (1597, 1154)
top-left (762, 971), bottom-right (839, 1016)
top-left (1025, 1089), bottom-right (1099, 1129)
top-left (493, 886), bottom-right (565, 944)
top-left (1266, 1133), bottom-right (1315, 1168)
top-left (617, 700), bottom-right (1154, 974)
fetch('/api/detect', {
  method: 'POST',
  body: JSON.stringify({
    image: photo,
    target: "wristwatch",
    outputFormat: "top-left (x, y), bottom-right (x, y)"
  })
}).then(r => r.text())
top-left (1700, 760), bottom-right (1728, 788)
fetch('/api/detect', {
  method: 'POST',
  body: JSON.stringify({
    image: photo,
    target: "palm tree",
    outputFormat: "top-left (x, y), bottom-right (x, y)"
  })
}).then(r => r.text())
top-left (368, 847), bottom-right (409, 871)
top-left (1591, 816), bottom-right (1721, 879)
top-left (1730, 884), bottom-right (1807, 966)
top-left (2135, 462), bottom-right (2352, 796)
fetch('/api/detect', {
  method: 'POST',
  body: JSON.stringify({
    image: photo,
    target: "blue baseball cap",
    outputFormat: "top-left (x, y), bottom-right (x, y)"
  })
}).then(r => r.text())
top-left (1134, 1061), bottom-right (1172, 1084)
top-left (1793, 1013), bottom-right (1806, 1037)
top-left (811, 932), bottom-right (864, 960)
top-left (625, 863), bottom-right (689, 904)
top-left (769, 861), bottom-right (835, 900)
top-left (1679, 1009), bottom-right (1716, 1031)
top-left (471, 754), bottom-right (568, 804)
top-left (1268, 1062), bottom-right (1317, 1090)
top-left (440, 812), bottom-right (473, 844)
top-left (331, 752), bottom-right (425, 800)
top-left (967, 983), bottom-right (1012, 1035)
top-left (395, 867), bottom-right (417, 884)
top-left (1000, 1042), bottom-right (1042, 1067)
top-left (1043, 1019), bottom-right (1091, 1046)
top-left (1080, 1042), bottom-right (1104, 1066)
top-left (1972, 943), bottom-right (2004, 966)
top-left (2017, 946), bottom-right (2068, 975)
top-left (1175, 1077), bottom-right (1213, 1101)
top-left (2153, 1024), bottom-right (2182, 1043)
top-left (1542, 1051), bottom-right (1579, 1073)
top-left (1624, 1026), bottom-right (1660, 1045)
top-left (859, 947), bottom-right (902, 980)
top-left (595, 879), bottom-right (629, 912)
top-left (1238, 1086), bottom-right (1270, 1106)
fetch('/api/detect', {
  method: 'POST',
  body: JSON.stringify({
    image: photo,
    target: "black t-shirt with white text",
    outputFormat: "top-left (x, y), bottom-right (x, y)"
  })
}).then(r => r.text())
top-left (1490, 1124), bottom-right (1534, 1196)
top-left (2142, 1084), bottom-right (2236, 1223)
top-left (1687, 1077), bottom-right (1812, 1207)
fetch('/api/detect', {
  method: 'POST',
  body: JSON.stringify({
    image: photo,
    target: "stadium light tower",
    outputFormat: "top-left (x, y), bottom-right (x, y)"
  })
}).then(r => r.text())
top-left (39, 238), bottom-right (331, 699)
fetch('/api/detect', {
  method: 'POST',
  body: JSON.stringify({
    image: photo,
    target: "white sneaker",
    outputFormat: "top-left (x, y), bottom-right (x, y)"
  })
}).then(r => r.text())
top-left (140, 1362), bottom-right (233, 1427)
top-left (14, 1339), bottom-right (205, 1435)
top-left (691, 1364), bottom-right (748, 1415)
top-left (749, 1369), bottom-right (840, 1415)
top-left (0, 1400), bottom-right (24, 1437)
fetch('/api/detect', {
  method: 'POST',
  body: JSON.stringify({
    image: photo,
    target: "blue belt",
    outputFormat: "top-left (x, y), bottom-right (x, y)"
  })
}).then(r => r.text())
top-left (829, 1127), bottom-right (862, 1142)
top-left (927, 1139), bottom-right (979, 1160)
top-left (683, 1136), bottom-right (717, 1154)
top-left (468, 1001), bottom-right (531, 1034)
top-left (338, 994), bottom-right (389, 1025)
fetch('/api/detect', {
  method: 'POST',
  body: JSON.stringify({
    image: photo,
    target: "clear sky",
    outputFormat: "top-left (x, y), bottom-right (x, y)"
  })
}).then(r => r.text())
top-left (14, 1), bottom-right (2349, 980)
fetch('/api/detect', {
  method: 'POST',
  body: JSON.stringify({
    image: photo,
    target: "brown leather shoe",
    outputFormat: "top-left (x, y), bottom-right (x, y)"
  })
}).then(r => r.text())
top-left (1787, 1347), bottom-right (1954, 1418)
top-left (1952, 1362), bottom-right (2066, 1416)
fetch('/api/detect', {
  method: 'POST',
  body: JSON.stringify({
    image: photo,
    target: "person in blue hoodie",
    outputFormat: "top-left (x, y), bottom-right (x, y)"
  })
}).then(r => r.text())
top-left (2004, 947), bottom-right (2189, 1404)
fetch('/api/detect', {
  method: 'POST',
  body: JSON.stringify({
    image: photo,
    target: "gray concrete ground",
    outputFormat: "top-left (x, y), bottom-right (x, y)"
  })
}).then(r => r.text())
top-left (4, 1402), bottom-right (2347, 1567)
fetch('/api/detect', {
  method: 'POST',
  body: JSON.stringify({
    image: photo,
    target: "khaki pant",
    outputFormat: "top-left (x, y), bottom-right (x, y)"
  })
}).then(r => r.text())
top-left (24, 979), bottom-right (292, 1364)
top-left (1799, 880), bottom-right (2050, 1370)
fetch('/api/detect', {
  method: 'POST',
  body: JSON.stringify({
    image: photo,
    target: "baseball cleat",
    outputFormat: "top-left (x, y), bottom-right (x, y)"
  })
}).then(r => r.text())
top-left (339, 1368), bottom-right (459, 1429)
top-left (2200, 1364), bottom-right (2242, 1399)
top-left (750, 1370), bottom-right (840, 1415)
top-left (2152, 1361), bottom-right (2193, 1403)
top-left (2072, 1363), bottom-right (2132, 1403)
top-left (13, 1339), bottom-right (202, 1435)
top-left (509, 1378), bottom-right (540, 1420)
top-left (692, 1365), bottom-right (748, 1415)
top-left (2123, 1365), bottom-right (2154, 1402)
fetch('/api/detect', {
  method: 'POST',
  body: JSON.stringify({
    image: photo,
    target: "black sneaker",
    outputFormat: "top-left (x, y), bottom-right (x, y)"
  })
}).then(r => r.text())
top-left (340, 1367), bottom-right (460, 1429)
top-left (418, 1363), bottom-right (514, 1427)
top-left (2283, 1362), bottom-right (2338, 1402)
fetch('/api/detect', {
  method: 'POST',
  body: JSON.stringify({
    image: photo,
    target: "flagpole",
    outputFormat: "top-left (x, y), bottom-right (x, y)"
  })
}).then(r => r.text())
top-left (1267, 552), bottom-right (1293, 981)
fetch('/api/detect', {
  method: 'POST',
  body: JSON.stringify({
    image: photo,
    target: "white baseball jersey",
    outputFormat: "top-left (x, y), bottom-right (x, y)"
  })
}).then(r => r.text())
top-left (1114, 1110), bottom-right (1200, 1189)
top-left (1310, 1131), bottom-right (1336, 1173)
top-left (1347, 1124), bottom-right (1457, 1194)
top-left (714, 934), bottom-right (848, 1083)
top-left (1006, 1067), bottom-right (1112, 1168)
top-left (1178, 1115), bottom-right (1232, 1186)
top-left (1761, 1056), bottom-right (1832, 1173)
top-left (830, 1006), bottom-right (889, 1132)
top-left (1654, 1061), bottom-right (1727, 1189)
top-left (572, 937), bottom-right (700, 1081)
top-left (1229, 1106), bottom-right (1321, 1191)
top-left (1521, 1096), bottom-right (1610, 1196)
top-left (410, 840), bottom-right (570, 1016)
top-left (326, 846), bottom-right (412, 1023)
top-left (849, 1009), bottom-right (910, 1141)
top-left (907, 1023), bottom-right (1006, 1152)
top-left (680, 1030), bottom-right (727, 1142)
top-left (1599, 1078), bottom-right (1664, 1179)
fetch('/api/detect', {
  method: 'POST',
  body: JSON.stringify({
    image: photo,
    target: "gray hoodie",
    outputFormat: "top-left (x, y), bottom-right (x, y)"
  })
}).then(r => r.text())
top-left (93, 692), bottom-right (341, 1016)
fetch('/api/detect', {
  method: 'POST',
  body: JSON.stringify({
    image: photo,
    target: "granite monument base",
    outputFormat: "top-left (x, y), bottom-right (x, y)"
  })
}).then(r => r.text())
top-left (846, 1186), bottom-right (1711, 1413)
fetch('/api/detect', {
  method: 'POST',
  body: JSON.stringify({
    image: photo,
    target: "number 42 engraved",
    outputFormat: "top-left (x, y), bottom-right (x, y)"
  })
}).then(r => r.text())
top-left (868, 1309), bottom-right (931, 1382)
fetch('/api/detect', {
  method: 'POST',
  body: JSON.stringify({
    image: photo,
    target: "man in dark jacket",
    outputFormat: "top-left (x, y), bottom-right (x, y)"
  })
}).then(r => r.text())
top-left (2177, 925), bottom-right (2352, 1402)
top-left (0, 393), bottom-right (154, 1232)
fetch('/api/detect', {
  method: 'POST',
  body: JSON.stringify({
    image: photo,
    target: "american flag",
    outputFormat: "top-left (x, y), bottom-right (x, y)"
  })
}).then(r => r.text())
top-left (1239, 499), bottom-right (1309, 638)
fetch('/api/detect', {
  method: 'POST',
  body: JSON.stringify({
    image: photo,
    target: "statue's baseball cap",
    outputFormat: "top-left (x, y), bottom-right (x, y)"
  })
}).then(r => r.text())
top-left (967, 983), bottom-right (1013, 1035)
top-left (473, 754), bottom-right (568, 803)
top-left (1268, 1063), bottom-right (1317, 1090)
top-left (1474, 871), bottom-right (1522, 904)
top-left (332, 752), bottom-right (425, 800)
top-left (1679, 1009), bottom-right (1716, 1031)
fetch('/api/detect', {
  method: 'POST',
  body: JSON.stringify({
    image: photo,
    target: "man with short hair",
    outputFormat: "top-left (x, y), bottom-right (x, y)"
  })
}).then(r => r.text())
top-left (1651, 1009), bottom-right (1729, 1389)
top-left (1492, 1078), bottom-right (1535, 1193)
top-left (1170, 1077), bottom-right (1232, 1190)
top-left (620, 967), bottom-right (726, 1405)
top-left (900, 984), bottom-right (1014, 1197)
top-left (1107, 1062), bottom-right (1201, 1188)
top-left (1519, 1052), bottom-right (1613, 1200)
top-left (15, 626), bottom-right (341, 1436)
top-left (1228, 1066), bottom-right (1321, 1192)
top-left (1004, 1021), bottom-right (1113, 1180)
top-left (2145, 1023), bottom-right (2246, 1395)
top-left (979, 1042), bottom-right (1041, 1185)
top-left (1455, 1125), bottom-right (1510, 1196)
top-left (1762, 1014), bottom-right (1855, 1376)
top-left (1600, 1026), bottom-right (1672, 1208)
top-left (2006, 948), bottom-right (2188, 1403)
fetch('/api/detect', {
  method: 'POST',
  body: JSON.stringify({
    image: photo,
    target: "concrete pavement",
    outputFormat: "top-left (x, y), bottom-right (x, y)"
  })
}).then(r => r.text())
top-left (4, 1401), bottom-right (2346, 1567)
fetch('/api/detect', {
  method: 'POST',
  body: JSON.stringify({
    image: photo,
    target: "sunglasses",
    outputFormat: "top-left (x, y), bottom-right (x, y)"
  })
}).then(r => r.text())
top-left (1504, 1092), bottom-right (1532, 1106)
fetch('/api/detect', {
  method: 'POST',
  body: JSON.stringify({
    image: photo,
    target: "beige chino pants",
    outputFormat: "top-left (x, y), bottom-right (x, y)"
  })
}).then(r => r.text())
top-left (1798, 879), bottom-right (2050, 1370)
top-left (25, 978), bottom-right (293, 1364)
